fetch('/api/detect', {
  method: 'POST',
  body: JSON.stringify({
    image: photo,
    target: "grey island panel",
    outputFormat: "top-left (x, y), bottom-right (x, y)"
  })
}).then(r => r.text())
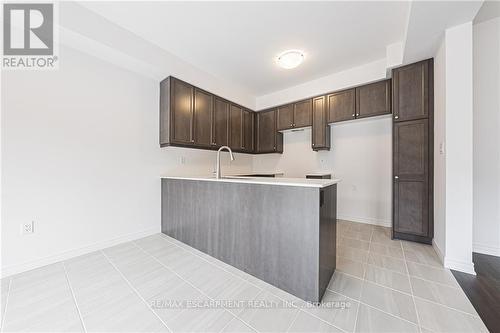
top-left (161, 178), bottom-right (336, 302)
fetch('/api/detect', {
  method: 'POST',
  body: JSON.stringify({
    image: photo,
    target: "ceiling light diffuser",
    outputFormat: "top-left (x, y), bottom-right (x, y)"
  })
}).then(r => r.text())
top-left (276, 50), bottom-right (305, 69)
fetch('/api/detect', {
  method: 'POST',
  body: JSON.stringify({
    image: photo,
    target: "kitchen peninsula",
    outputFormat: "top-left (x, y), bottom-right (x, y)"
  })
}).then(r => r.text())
top-left (161, 175), bottom-right (339, 302)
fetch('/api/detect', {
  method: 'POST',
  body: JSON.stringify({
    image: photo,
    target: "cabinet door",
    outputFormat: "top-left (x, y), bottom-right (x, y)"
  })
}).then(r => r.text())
top-left (392, 60), bottom-right (430, 122)
top-left (212, 97), bottom-right (229, 147)
top-left (293, 99), bottom-right (312, 128)
top-left (277, 104), bottom-right (294, 130)
top-left (242, 109), bottom-right (254, 152)
top-left (312, 96), bottom-right (330, 150)
top-left (356, 80), bottom-right (391, 119)
top-left (393, 119), bottom-right (429, 237)
top-left (229, 104), bottom-right (243, 150)
top-left (171, 79), bottom-right (194, 144)
top-left (256, 109), bottom-right (276, 153)
top-left (327, 89), bottom-right (355, 123)
top-left (193, 88), bottom-right (212, 147)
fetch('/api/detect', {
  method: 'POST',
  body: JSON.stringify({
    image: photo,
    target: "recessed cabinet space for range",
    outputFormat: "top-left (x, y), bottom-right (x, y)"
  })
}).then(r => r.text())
top-left (392, 59), bottom-right (433, 244)
top-left (276, 99), bottom-right (312, 130)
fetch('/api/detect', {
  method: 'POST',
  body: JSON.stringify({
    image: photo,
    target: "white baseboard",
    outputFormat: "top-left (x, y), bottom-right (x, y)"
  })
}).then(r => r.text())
top-left (444, 257), bottom-right (476, 275)
top-left (473, 242), bottom-right (500, 257)
top-left (432, 239), bottom-right (445, 265)
top-left (337, 214), bottom-right (391, 228)
top-left (0, 227), bottom-right (159, 278)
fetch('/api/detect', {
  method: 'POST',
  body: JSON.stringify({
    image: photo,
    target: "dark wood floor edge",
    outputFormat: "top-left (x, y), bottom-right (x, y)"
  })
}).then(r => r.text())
top-left (451, 252), bottom-right (500, 333)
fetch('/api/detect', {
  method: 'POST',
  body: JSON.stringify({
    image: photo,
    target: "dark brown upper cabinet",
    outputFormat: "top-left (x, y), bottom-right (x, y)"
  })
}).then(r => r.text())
top-left (160, 77), bottom-right (194, 146)
top-left (311, 96), bottom-right (330, 151)
top-left (277, 104), bottom-right (294, 130)
top-left (229, 104), bottom-right (243, 151)
top-left (277, 100), bottom-right (312, 130)
top-left (293, 99), bottom-right (312, 128)
top-left (327, 89), bottom-right (356, 123)
top-left (255, 109), bottom-right (283, 154)
top-left (242, 109), bottom-right (254, 152)
top-left (160, 76), bottom-right (261, 154)
top-left (193, 88), bottom-right (213, 147)
top-left (355, 80), bottom-right (391, 119)
top-left (392, 60), bottom-right (431, 122)
top-left (212, 97), bottom-right (229, 147)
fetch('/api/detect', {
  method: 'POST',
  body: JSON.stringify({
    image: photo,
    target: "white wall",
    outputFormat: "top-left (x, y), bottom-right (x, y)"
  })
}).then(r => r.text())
top-left (433, 35), bottom-right (447, 262)
top-left (253, 59), bottom-right (392, 227)
top-left (443, 22), bottom-right (475, 274)
top-left (253, 118), bottom-right (393, 226)
top-left (59, 2), bottom-right (257, 109)
top-left (473, 17), bottom-right (500, 257)
top-left (256, 59), bottom-right (387, 110)
top-left (0, 45), bottom-right (253, 277)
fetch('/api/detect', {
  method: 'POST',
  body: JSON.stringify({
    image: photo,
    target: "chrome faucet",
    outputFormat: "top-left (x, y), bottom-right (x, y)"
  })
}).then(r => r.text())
top-left (215, 146), bottom-right (235, 179)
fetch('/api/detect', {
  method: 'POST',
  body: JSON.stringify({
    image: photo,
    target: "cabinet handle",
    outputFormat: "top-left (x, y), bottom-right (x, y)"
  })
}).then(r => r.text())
top-left (394, 176), bottom-right (399, 179)
top-left (356, 113), bottom-right (359, 117)
top-left (352, 114), bottom-right (355, 117)
top-left (394, 115), bottom-right (399, 119)
top-left (312, 143), bottom-right (315, 146)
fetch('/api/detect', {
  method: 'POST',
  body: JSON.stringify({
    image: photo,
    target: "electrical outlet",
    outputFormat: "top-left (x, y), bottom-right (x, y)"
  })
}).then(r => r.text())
top-left (21, 221), bottom-right (34, 235)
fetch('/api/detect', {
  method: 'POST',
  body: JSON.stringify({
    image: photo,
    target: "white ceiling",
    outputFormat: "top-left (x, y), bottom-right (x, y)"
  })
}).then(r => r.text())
top-left (79, 1), bottom-right (410, 96)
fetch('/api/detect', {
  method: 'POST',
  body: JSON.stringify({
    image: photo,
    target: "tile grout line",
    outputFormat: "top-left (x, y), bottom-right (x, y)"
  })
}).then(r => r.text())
top-left (328, 285), bottom-right (420, 328)
top-left (159, 235), bottom-right (264, 291)
top-left (352, 225), bottom-right (374, 333)
top-left (217, 316), bottom-right (258, 333)
top-left (325, 281), bottom-right (480, 321)
top-left (343, 236), bottom-right (448, 273)
top-left (161, 231), bottom-right (476, 331)
top-left (333, 258), bottom-right (481, 318)
top-left (130, 241), bottom-right (245, 331)
top-left (337, 227), bottom-right (420, 328)
top-left (341, 259), bottom-right (461, 292)
top-left (145, 236), bottom-right (349, 333)
top-left (0, 278), bottom-right (12, 333)
top-left (401, 237), bottom-right (423, 333)
top-left (337, 229), bottom-right (480, 318)
top-left (412, 295), bottom-right (482, 319)
top-left (62, 262), bottom-right (87, 333)
top-left (99, 249), bottom-right (174, 333)
top-left (284, 308), bottom-right (300, 333)
top-left (138, 238), bottom-right (335, 333)
top-left (161, 235), bottom-right (351, 333)
top-left (338, 225), bottom-right (481, 328)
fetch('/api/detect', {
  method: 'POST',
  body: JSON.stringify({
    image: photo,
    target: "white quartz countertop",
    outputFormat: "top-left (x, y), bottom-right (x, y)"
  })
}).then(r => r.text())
top-left (160, 175), bottom-right (340, 188)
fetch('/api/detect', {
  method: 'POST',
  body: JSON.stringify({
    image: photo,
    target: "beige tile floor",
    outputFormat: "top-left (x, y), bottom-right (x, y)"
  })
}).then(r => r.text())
top-left (0, 220), bottom-right (488, 332)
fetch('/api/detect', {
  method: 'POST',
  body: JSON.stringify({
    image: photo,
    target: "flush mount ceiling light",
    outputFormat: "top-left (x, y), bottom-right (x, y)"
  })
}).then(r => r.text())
top-left (276, 50), bottom-right (305, 69)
